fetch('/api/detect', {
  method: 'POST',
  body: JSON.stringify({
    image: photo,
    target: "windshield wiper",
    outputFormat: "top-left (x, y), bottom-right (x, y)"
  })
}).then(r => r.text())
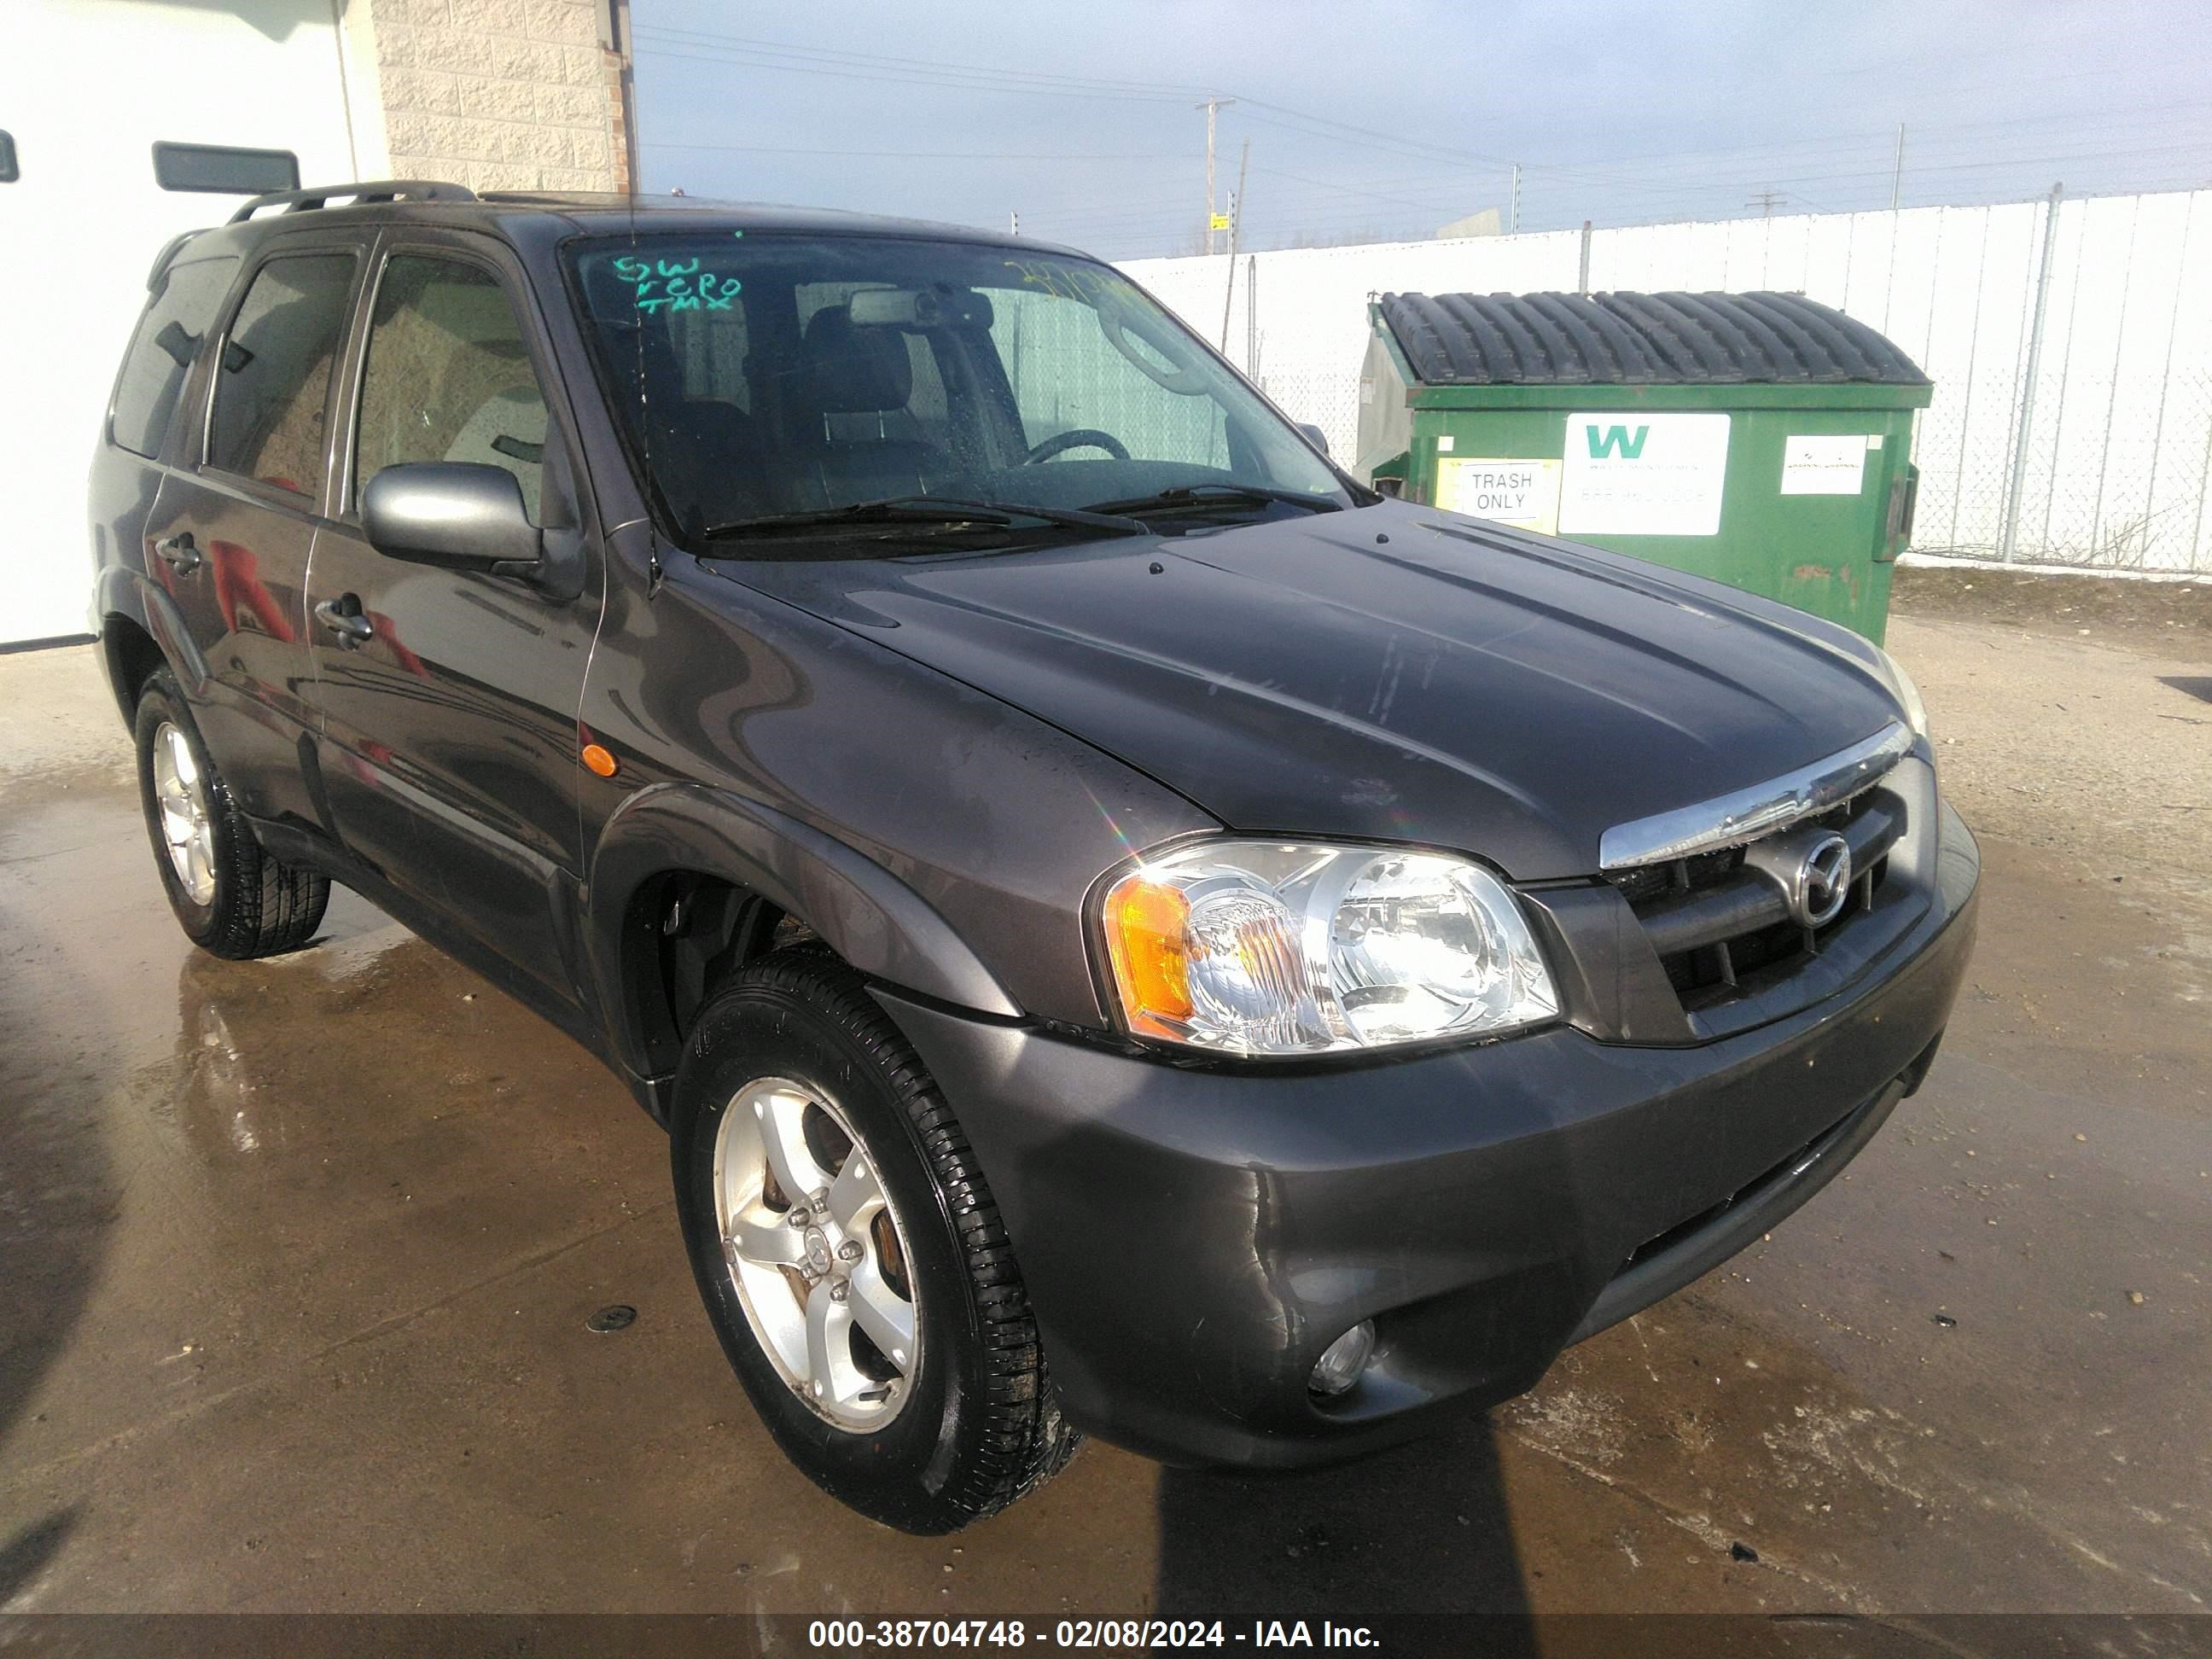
top-left (700, 496), bottom-right (1148, 543)
top-left (1080, 483), bottom-right (1342, 518)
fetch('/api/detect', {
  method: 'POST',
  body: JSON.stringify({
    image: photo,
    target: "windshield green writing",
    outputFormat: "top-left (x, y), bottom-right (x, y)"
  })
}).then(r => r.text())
top-left (613, 255), bottom-right (741, 314)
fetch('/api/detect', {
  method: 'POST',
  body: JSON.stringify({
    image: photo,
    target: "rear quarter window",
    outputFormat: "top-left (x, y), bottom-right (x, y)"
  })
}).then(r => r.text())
top-left (206, 253), bottom-right (357, 498)
top-left (109, 255), bottom-right (241, 460)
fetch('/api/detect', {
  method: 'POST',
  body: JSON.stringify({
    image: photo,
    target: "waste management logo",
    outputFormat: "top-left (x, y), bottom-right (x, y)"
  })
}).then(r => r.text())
top-left (1558, 412), bottom-right (1731, 537)
top-left (1586, 423), bottom-right (1650, 459)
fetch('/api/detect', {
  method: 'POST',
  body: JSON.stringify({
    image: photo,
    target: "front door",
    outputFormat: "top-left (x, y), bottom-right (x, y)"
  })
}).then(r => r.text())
top-left (144, 242), bottom-right (362, 825)
top-left (305, 232), bottom-right (602, 1009)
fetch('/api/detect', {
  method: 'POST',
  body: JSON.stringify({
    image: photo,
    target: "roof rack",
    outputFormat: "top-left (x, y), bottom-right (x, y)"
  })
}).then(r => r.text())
top-left (227, 179), bottom-right (477, 224)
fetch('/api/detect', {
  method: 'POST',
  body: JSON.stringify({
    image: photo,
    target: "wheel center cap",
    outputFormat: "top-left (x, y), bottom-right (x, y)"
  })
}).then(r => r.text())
top-left (803, 1226), bottom-right (833, 1276)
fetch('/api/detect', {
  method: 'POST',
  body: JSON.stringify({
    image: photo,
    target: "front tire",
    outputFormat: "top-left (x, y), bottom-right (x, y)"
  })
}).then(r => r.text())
top-left (670, 949), bottom-right (1079, 1533)
top-left (133, 669), bottom-right (329, 959)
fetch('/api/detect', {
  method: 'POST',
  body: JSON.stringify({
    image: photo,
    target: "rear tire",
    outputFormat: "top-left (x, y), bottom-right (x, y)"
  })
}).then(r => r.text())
top-left (133, 669), bottom-right (329, 959)
top-left (670, 948), bottom-right (1080, 1533)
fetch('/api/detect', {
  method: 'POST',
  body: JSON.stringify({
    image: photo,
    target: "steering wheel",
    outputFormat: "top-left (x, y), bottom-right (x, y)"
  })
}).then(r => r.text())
top-left (1023, 428), bottom-right (1129, 464)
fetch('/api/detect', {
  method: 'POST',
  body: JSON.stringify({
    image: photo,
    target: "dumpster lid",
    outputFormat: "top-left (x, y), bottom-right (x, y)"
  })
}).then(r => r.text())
top-left (1377, 290), bottom-right (1929, 387)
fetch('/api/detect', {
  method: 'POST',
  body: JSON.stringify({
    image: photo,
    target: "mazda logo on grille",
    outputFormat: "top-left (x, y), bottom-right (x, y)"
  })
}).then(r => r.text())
top-left (1793, 834), bottom-right (1854, 928)
top-left (1743, 826), bottom-right (1856, 930)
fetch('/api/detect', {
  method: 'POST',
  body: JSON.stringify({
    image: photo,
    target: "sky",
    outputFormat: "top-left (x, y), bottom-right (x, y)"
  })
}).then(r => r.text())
top-left (631, 0), bottom-right (2212, 259)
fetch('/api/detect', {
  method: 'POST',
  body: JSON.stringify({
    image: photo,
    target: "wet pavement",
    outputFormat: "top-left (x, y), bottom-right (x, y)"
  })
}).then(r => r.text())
top-left (2, 603), bottom-right (2208, 1619)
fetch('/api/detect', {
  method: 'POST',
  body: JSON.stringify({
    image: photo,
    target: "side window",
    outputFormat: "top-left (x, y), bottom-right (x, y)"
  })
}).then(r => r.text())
top-left (354, 255), bottom-right (549, 522)
top-left (110, 254), bottom-right (240, 458)
top-left (207, 253), bottom-right (356, 498)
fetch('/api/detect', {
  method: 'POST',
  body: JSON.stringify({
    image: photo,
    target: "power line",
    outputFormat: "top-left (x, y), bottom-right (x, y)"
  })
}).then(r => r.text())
top-left (1032, 131), bottom-right (2209, 240)
top-left (1246, 163), bottom-right (1454, 218)
top-left (643, 140), bottom-right (1182, 161)
top-left (633, 23), bottom-right (1519, 176)
top-left (1040, 171), bottom-right (2212, 259)
top-left (630, 23), bottom-right (2211, 253)
top-left (635, 22), bottom-right (2208, 210)
top-left (633, 26), bottom-right (1206, 100)
top-left (1045, 130), bottom-right (2211, 236)
top-left (632, 44), bottom-right (1196, 104)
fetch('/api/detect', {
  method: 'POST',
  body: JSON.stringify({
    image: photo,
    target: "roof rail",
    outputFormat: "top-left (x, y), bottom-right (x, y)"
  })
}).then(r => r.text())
top-left (227, 179), bottom-right (477, 224)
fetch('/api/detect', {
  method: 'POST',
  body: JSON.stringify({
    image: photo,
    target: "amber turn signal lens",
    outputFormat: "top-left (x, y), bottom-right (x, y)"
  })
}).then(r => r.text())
top-left (581, 742), bottom-right (618, 778)
top-left (1103, 874), bottom-right (1193, 1034)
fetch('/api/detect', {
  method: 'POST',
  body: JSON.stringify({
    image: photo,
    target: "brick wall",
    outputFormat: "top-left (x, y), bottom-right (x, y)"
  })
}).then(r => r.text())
top-left (348, 0), bottom-right (633, 194)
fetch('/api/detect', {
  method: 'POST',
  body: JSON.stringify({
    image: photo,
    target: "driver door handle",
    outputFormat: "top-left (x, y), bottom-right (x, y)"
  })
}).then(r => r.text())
top-left (314, 597), bottom-right (375, 649)
top-left (152, 532), bottom-right (201, 573)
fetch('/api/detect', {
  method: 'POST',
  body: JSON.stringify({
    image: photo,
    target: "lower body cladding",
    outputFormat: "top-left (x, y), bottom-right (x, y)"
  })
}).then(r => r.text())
top-left (876, 805), bottom-right (1981, 1470)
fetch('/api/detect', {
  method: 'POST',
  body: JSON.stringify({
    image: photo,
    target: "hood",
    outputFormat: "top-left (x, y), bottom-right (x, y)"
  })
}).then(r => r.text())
top-left (717, 504), bottom-right (1906, 880)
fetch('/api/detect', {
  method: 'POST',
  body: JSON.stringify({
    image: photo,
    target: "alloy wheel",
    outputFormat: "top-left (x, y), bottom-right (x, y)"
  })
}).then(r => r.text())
top-left (152, 721), bottom-right (217, 906)
top-left (712, 1075), bottom-right (921, 1429)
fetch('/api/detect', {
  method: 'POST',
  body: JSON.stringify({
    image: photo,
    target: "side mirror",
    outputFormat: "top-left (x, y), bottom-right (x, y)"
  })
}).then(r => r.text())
top-left (362, 463), bottom-right (542, 575)
top-left (1298, 422), bottom-right (1330, 457)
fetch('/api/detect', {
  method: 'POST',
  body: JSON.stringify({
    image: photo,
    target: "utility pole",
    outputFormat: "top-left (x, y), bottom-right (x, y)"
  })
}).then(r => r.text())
top-left (1245, 254), bottom-right (1258, 375)
top-left (2000, 182), bottom-right (2065, 563)
top-left (1220, 137), bottom-right (1249, 351)
top-left (1889, 124), bottom-right (1906, 211)
top-left (1510, 163), bottom-right (1521, 235)
top-left (1748, 189), bottom-right (1784, 218)
top-left (1197, 96), bottom-right (1235, 253)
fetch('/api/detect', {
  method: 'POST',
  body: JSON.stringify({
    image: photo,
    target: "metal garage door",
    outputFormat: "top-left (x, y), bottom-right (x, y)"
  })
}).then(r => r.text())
top-left (0, 0), bottom-right (368, 647)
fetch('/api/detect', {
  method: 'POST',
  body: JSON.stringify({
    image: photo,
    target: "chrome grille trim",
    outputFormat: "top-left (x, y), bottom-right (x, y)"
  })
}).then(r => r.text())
top-left (1598, 723), bottom-right (1914, 872)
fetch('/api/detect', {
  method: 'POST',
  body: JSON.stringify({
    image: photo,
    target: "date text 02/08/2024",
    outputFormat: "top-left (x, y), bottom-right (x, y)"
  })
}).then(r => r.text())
top-left (805, 1619), bottom-right (1381, 1650)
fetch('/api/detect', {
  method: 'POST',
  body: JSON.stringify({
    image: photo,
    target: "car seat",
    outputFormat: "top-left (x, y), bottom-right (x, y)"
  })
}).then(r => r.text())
top-left (800, 306), bottom-right (945, 504)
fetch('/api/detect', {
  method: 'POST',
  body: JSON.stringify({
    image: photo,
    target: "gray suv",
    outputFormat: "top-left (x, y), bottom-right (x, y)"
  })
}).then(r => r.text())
top-left (89, 180), bottom-right (1979, 1533)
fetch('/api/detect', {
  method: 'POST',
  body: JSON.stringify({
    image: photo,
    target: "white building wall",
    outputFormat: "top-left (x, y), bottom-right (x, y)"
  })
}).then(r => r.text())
top-left (1, 0), bottom-right (634, 647)
top-left (1124, 190), bottom-right (2212, 573)
top-left (1, 0), bottom-right (368, 646)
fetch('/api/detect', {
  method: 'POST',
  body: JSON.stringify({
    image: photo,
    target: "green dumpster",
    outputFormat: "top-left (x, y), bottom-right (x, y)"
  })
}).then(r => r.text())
top-left (1354, 291), bottom-right (1933, 643)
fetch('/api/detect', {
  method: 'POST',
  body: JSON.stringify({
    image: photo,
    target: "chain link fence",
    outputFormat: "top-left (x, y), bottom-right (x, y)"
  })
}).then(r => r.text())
top-left (1911, 369), bottom-right (2212, 572)
top-left (1125, 190), bottom-right (2212, 574)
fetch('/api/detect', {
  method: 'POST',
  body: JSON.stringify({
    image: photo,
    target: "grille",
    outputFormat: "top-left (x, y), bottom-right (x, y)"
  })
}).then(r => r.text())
top-left (1606, 787), bottom-right (1905, 1010)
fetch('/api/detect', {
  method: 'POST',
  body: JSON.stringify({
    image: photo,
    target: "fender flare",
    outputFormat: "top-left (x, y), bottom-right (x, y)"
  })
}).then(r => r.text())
top-left (95, 565), bottom-right (212, 707)
top-left (585, 782), bottom-right (1022, 1077)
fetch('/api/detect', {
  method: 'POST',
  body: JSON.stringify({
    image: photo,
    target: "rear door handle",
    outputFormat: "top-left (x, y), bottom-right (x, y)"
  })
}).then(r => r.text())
top-left (152, 532), bottom-right (201, 573)
top-left (313, 597), bottom-right (375, 648)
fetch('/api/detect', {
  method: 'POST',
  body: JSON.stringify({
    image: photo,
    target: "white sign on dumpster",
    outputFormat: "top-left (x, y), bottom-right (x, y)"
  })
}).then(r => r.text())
top-left (1558, 412), bottom-right (1731, 537)
top-left (1435, 457), bottom-right (1563, 534)
top-left (1779, 434), bottom-right (1871, 495)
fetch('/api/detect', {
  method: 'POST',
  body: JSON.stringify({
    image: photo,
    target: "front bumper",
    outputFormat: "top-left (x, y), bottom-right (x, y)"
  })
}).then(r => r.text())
top-left (876, 801), bottom-right (1980, 1469)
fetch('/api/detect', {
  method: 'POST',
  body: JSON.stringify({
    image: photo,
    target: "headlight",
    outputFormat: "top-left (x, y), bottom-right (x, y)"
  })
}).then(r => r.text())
top-left (1098, 841), bottom-right (1558, 1057)
top-left (1872, 646), bottom-right (1930, 739)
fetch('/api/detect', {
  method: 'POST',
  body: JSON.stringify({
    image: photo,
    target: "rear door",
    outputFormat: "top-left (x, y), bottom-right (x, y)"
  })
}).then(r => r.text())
top-left (304, 229), bottom-right (602, 1008)
top-left (142, 236), bottom-right (364, 824)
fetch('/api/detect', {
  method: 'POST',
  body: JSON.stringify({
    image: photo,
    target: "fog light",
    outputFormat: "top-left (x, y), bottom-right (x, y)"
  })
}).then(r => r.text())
top-left (1307, 1319), bottom-right (1376, 1397)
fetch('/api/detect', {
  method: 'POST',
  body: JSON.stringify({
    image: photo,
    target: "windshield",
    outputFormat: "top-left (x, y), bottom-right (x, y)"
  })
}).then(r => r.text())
top-left (564, 233), bottom-right (1349, 541)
